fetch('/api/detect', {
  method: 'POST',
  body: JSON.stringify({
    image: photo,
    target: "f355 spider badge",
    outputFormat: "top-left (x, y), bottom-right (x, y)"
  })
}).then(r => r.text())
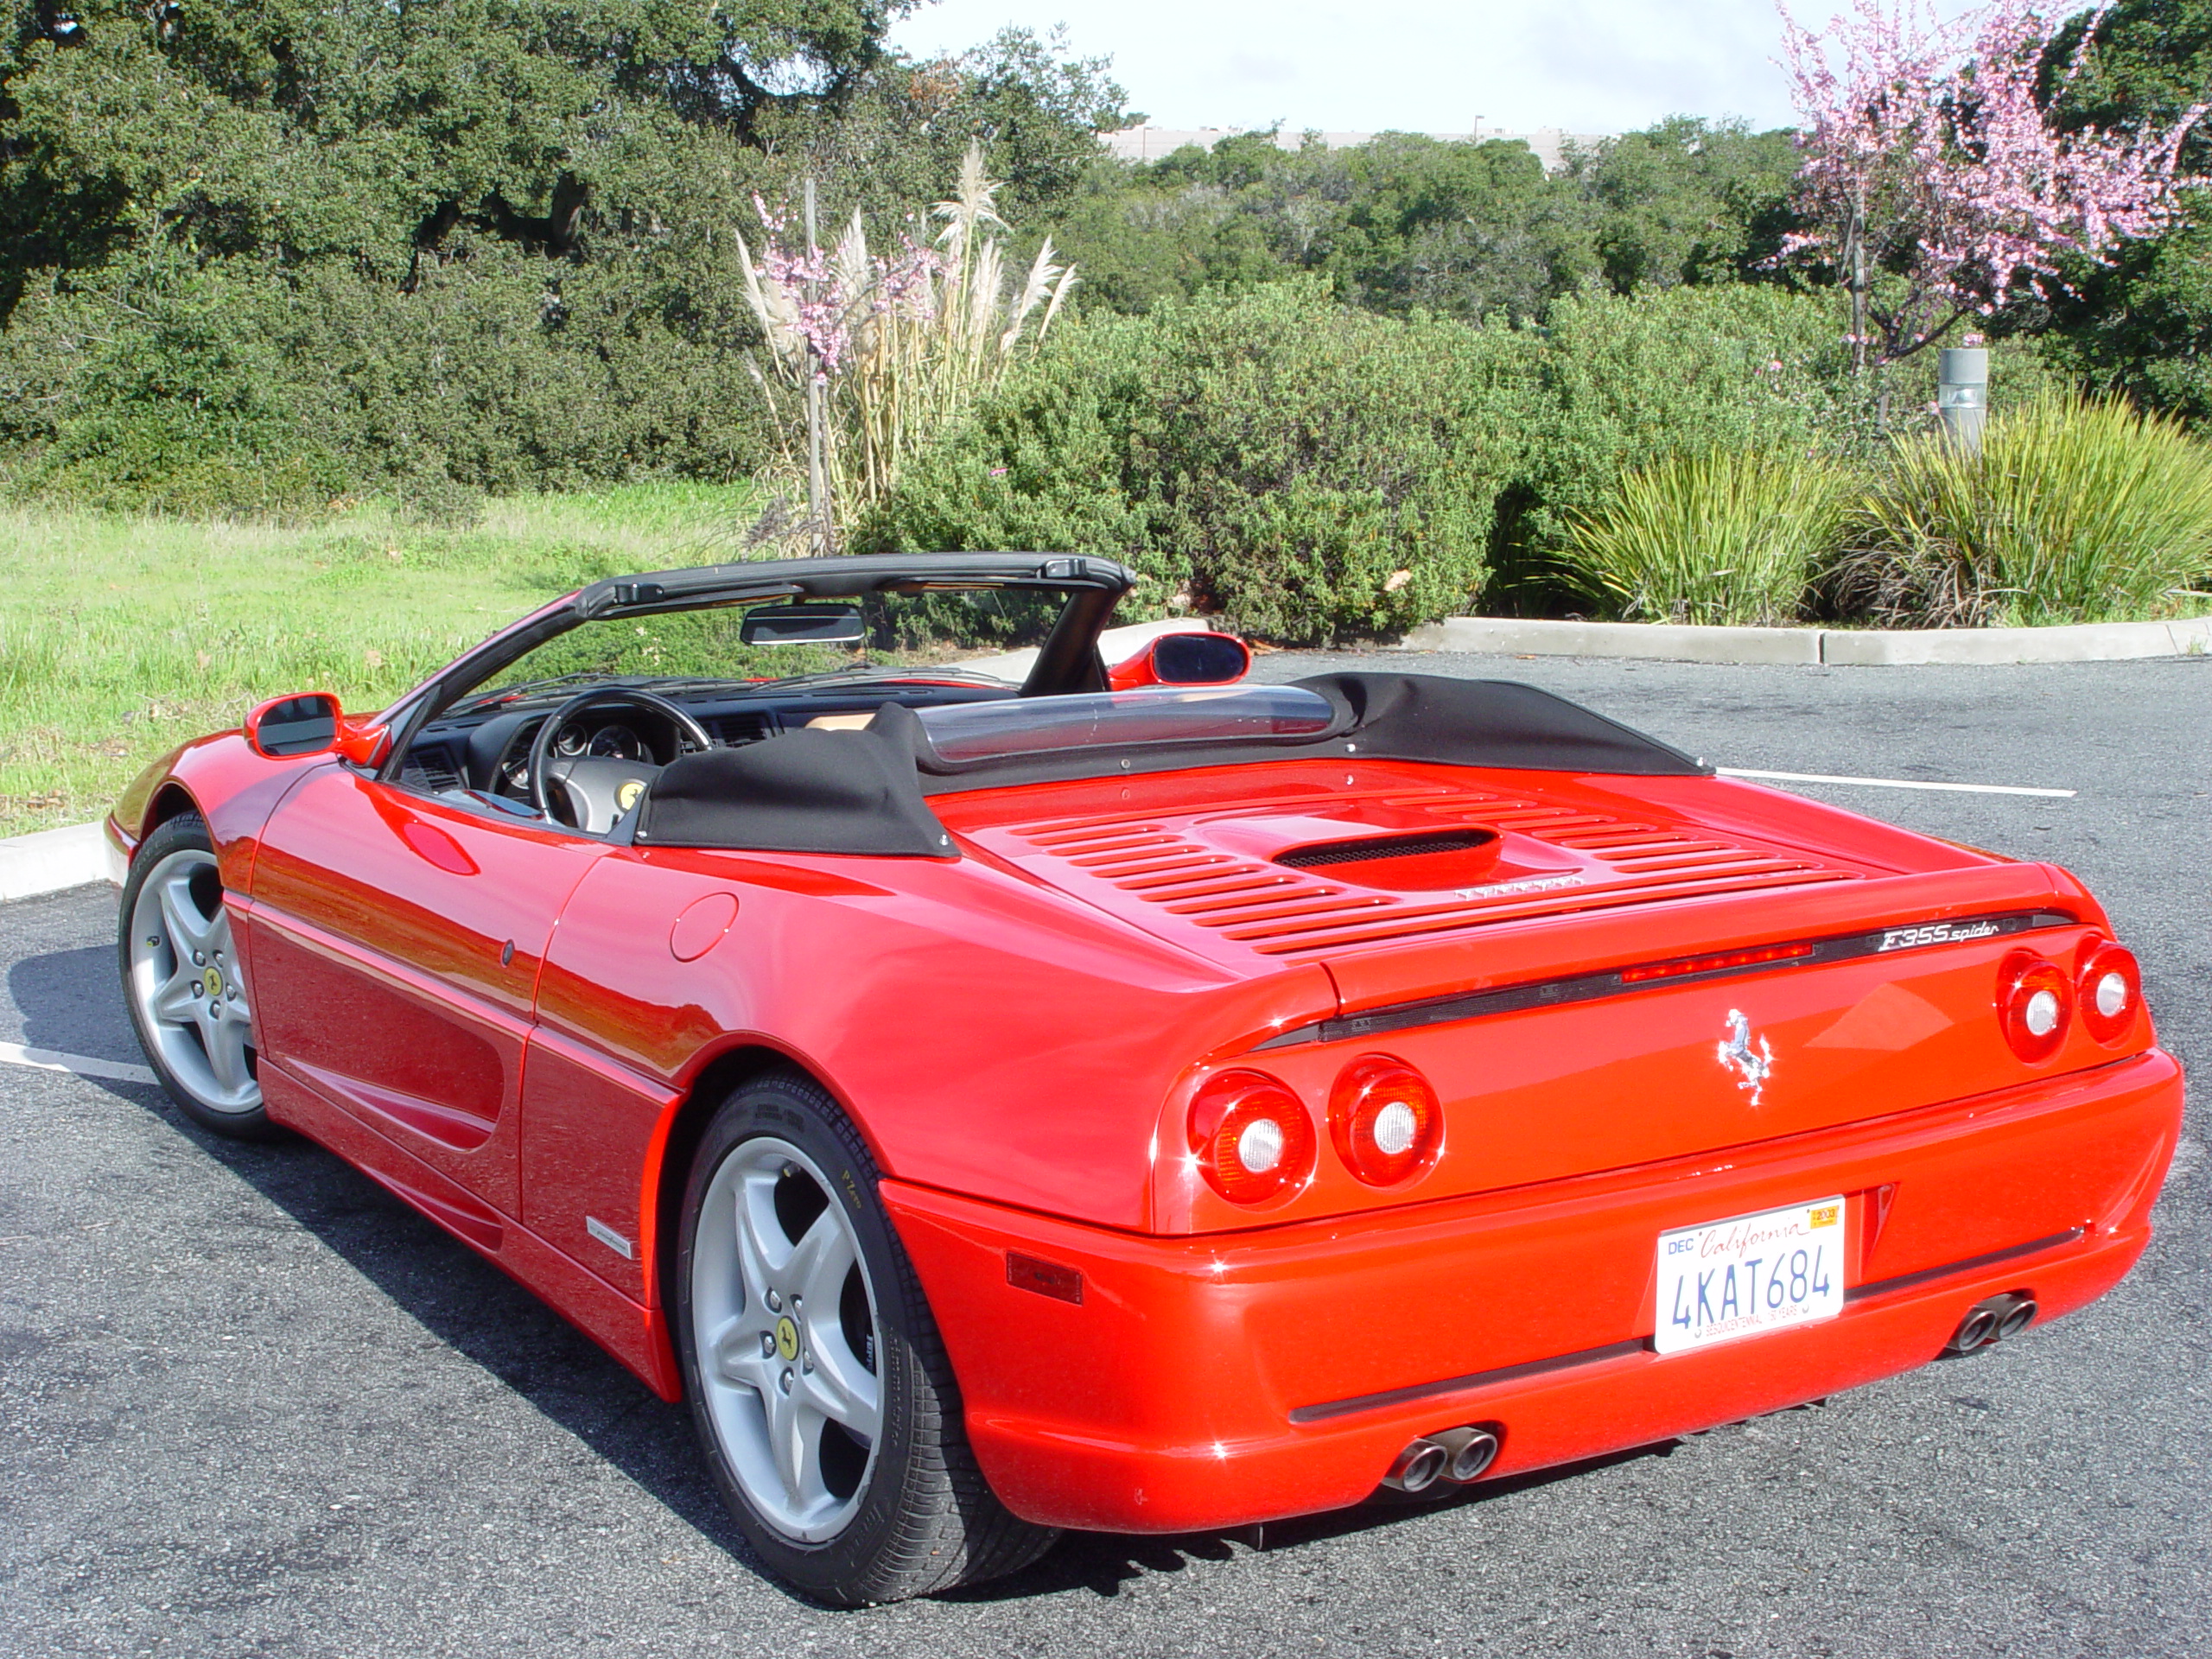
top-left (1718, 1009), bottom-right (1776, 1106)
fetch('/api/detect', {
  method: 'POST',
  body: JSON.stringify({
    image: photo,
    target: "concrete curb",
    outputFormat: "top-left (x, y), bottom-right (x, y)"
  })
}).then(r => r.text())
top-left (1401, 613), bottom-right (2212, 665)
top-left (0, 821), bottom-right (111, 904)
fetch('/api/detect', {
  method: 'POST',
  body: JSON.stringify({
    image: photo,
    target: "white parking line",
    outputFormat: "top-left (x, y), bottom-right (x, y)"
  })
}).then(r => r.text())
top-left (0, 1040), bottom-right (157, 1086)
top-left (1717, 767), bottom-right (2076, 799)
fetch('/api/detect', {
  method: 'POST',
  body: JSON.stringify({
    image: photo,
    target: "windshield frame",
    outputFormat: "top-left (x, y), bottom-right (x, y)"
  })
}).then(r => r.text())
top-left (372, 552), bottom-right (1134, 785)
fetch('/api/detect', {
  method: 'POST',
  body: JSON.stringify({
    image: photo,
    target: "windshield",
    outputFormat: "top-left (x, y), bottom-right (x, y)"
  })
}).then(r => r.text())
top-left (451, 585), bottom-right (1071, 711)
top-left (915, 686), bottom-right (1338, 765)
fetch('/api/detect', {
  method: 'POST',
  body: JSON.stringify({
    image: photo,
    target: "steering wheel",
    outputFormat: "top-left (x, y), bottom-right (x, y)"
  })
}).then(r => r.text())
top-left (526, 688), bottom-right (715, 833)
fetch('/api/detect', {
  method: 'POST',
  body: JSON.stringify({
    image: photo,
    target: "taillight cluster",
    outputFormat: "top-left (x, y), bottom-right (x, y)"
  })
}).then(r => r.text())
top-left (1330, 1055), bottom-right (1442, 1187)
top-left (1998, 948), bottom-right (2071, 1062)
top-left (1997, 937), bottom-right (2144, 1062)
top-left (1187, 1054), bottom-right (1442, 1205)
top-left (1187, 1071), bottom-right (1315, 1205)
top-left (2076, 938), bottom-right (2142, 1046)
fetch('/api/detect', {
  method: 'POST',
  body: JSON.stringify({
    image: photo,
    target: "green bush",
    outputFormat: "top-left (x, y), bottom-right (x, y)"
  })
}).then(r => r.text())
top-left (1560, 447), bottom-right (1851, 624)
top-left (0, 249), bottom-right (774, 516)
top-left (1507, 284), bottom-right (1855, 551)
top-left (1840, 397), bottom-right (2212, 626)
top-left (861, 282), bottom-right (1539, 643)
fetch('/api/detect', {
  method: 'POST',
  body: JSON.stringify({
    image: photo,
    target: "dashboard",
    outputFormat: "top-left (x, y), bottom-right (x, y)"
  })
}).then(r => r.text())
top-left (394, 683), bottom-right (1016, 804)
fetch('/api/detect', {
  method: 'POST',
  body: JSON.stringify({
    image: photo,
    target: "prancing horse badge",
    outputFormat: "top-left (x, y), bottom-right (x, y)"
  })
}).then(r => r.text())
top-left (1718, 1008), bottom-right (1776, 1106)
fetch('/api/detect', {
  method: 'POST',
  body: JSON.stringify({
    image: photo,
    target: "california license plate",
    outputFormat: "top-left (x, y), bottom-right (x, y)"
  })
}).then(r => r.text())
top-left (1656, 1197), bottom-right (1846, 1356)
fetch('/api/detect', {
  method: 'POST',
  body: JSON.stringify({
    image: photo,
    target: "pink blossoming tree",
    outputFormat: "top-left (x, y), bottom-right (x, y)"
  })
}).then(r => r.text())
top-left (1777, 0), bottom-right (2205, 369)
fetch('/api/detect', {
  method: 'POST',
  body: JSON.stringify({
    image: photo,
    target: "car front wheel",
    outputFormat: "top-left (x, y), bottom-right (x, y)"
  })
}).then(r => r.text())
top-left (673, 1068), bottom-right (1056, 1605)
top-left (118, 812), bottom-right (275, 1139)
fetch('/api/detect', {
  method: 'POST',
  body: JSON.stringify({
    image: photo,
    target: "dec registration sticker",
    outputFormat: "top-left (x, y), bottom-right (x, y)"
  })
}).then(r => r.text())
top-left (1656, 1197), bottom-right (1846, 1356)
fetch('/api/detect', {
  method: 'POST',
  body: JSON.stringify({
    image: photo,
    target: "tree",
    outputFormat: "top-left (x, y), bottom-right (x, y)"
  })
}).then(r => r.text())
top-left (1777, 0), bottom-right (2204, 366)
top-left (0, 3), bottom-right (1126, 503)
top-left (2035, 0), bottom-right (2212, 420)
top-left (1566, 117), bottom-right (1802, 292)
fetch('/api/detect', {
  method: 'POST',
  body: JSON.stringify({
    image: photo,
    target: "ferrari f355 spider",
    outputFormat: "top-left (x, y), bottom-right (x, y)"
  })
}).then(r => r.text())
top-left (108, 553), bottom-right (2182, 1605)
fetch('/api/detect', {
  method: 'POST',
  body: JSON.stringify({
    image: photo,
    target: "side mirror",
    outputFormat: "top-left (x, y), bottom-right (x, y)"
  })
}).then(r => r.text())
top-left (741, 603), bottom-right (867, 646)
top-left (245, 693), bottom-right (342, 759)
top-left (1108, 630), bottom-right (1252, 691)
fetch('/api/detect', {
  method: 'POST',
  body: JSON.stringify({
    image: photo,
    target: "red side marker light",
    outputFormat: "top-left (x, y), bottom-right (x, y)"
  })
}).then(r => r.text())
top-left (1998, 948), bottom-right (2072, 1063)
top-left (1006, 1251), bottom-right (1084, 1305)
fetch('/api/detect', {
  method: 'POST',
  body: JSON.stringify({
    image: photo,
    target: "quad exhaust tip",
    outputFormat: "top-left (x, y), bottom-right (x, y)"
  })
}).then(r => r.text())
top-left (1945, 1292), bottom-right (2037, 1356)
top-left (1383, 1424), bottom-right (1503, 1494)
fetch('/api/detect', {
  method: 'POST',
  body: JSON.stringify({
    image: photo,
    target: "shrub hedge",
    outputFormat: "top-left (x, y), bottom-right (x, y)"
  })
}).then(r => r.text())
top-left (866, 282), bottom-right (1873, 642)
top-left (861, 282), bottom-right (1540, 644)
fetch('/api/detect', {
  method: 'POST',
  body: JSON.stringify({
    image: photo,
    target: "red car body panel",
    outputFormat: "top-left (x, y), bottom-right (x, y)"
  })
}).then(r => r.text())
top-left (105, 643), bottom-right (2184, 1535)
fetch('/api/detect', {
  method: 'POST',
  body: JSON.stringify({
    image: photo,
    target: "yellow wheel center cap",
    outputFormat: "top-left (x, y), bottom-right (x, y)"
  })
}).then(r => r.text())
top-left (200, 967), bottom-right (223, 999)
top-left (774, 1315), bottom-right (799, 1361)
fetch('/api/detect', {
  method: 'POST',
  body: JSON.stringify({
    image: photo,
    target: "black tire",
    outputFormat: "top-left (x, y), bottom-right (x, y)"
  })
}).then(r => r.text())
top-left (118, 812), bottom-right (279, 1141)
top-left (672, 1067), bottom-right (1057, 1605)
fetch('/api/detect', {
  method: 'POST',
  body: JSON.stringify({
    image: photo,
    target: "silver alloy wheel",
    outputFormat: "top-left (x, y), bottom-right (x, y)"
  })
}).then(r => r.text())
top-left (691, 1135), bottom-right (883, 1542)
top-left (125, 847), bottom-right (258, 1115)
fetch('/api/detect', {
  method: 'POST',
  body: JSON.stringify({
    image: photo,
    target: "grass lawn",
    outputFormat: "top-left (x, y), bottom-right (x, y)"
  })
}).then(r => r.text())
top-left (0, 482), bottom-right (761, 839)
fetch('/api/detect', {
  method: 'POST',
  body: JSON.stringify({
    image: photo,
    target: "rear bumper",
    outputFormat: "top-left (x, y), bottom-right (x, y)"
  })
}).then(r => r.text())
top-left (883, 1048), bottom-right (2182, 1534)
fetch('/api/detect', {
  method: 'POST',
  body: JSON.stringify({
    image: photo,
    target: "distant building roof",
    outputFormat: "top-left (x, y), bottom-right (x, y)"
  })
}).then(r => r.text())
top-left (1103, 125), bottom-right (1614, 172)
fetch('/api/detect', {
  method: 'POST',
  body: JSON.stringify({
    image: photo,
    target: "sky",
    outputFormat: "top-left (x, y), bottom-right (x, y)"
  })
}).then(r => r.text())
top-left (888, 0), bottom-right (1817, 137)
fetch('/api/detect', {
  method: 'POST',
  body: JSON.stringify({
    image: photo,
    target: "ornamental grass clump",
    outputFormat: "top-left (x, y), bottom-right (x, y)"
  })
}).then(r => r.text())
top-left (738, 143), bottom-right (1076, 543)
top-left (1841, 397), bottom-right (2212, 626)
top-left (1559, 447), bottom-right (1850, 626)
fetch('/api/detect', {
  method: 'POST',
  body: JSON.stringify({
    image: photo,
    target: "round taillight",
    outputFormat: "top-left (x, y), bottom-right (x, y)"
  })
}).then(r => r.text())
top-left (2076, 940), bottom-right (2141, 1046)
top-left (1187, 1070), bottom-right (1315, 1205)
top-left (1998, 949), bottom-right (2072, 1063)
top-left (1329, 1054), bottom-right (1443, 1186)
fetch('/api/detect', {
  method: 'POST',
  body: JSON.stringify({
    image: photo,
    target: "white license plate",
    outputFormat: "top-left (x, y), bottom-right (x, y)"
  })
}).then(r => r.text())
top-left (1656, 1197), bottom-right (1847, 1356)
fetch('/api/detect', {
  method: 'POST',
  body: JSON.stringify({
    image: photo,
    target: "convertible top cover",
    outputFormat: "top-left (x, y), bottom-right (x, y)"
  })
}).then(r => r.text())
top-left (636, 711), bottom-right (957, 857)
top-left (629, 673), bottom-right (1706, 857)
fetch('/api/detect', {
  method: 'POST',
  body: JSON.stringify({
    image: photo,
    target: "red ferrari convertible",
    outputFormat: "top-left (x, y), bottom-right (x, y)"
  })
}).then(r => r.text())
top-left (109, 552), bottom-right (2181, 1605)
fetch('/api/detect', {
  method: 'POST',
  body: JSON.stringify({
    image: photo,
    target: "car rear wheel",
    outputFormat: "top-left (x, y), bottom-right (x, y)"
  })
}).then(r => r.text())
top-left (118, 812), bottom-right (276, 1139)
top-left (673, 1068), bottom-right (1056, 1605)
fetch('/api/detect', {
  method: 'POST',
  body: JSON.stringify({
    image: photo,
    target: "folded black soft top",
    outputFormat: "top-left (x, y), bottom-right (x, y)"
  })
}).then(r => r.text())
top-left (632, 674), bottom-right (1707, 857)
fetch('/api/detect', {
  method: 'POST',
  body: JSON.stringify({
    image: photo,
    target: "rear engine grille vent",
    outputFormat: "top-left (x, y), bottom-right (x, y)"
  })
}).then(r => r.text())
top-left (1276, 830), bottom-right (1497, 869)
top-left (998, 784), bottom-right (1862, 958)
top-left (704, 711), bottom-right (777, 746)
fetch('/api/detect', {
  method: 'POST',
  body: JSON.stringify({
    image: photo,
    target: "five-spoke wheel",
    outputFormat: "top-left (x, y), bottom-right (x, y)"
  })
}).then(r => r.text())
top-left (692, 1135), bottom-right (884, 1541)
top-left (674, 1069), bottom-right (1056, 1605)
top-left (118, 813), bottom-right (273, 1137)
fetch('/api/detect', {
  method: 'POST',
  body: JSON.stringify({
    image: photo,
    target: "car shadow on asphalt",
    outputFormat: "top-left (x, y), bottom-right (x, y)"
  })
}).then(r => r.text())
top-left (950, 1445), bottom-right (1678, 1604)
top-left (6, 937), bottom-right (794, 1597)
top-left (9, 942), bottom-right (143, 1061)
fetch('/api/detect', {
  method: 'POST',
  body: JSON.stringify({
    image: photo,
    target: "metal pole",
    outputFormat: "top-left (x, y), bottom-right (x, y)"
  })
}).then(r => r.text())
top-left (1938, 346), bottom-right (1988, 454)
top-left (802, 177), bottom-right (829, 554)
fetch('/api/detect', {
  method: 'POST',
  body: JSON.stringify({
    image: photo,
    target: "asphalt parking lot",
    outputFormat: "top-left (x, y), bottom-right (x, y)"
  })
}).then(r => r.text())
top-left (3, 649), bottom-right (2207, 1659)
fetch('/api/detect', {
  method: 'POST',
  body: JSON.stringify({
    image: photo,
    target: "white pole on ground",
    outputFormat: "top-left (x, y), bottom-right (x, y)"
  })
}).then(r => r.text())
top-left (1939, 347), bottom-right (1988, 454)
